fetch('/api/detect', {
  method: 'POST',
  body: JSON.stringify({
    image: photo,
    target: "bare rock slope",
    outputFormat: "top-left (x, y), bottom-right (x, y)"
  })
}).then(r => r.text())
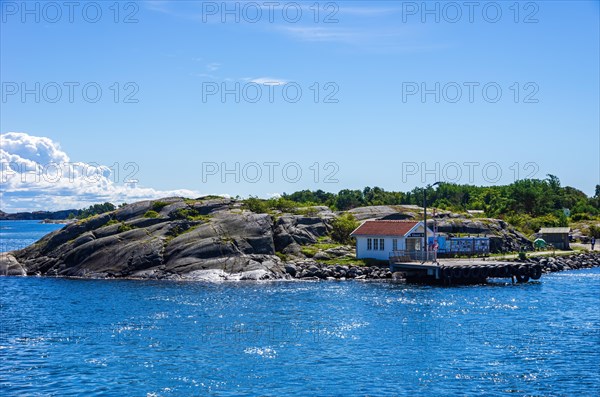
top-left (0, 197), bottom-right (331, 281)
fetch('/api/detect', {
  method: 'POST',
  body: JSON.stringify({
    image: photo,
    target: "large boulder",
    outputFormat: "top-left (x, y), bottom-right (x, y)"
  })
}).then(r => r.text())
top-left (273, 215), bottom-right (331, 253)
top-left (347, 205), bottom-right (417, 221)
top-left (0, 253), bottom-right (26, 276)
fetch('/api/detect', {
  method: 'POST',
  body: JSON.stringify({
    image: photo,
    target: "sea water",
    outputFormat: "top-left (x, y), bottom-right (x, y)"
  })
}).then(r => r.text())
top-left (0, 221), bottom-right (599, 396)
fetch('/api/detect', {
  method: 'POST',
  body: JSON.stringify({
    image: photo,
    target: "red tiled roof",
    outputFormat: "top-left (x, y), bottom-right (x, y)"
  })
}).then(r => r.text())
top-left (350, 220), bottom-right (420, 237)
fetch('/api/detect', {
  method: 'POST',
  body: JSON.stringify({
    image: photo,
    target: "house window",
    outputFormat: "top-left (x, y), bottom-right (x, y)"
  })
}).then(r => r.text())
top-left (373, 238), bottom-right (378, 250)
top-left (393, 239), bottom-right (398, 251)
top-left (380, 239), bottom-right (385, 250)
top-left (367, 238), bottom-right (372, 250)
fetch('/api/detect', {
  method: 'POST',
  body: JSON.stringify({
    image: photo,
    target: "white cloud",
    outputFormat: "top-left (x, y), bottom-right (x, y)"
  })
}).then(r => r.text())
top-left (276, 26), bottom-right (359, 43)
top-left (0, 132), bottom-right (199, 212)
top-left (144, 0), bottom-right (179, 15)
top-left (249, 77), bottom-right (288, 86)
top-left (275, 25), bottom-right (430, 51)
top-left (190, 72), bottom-right (217, 79)
top-left (340, 6), bottom-right (401, 16)
top-left (206, 62), bottom-right (221, 72)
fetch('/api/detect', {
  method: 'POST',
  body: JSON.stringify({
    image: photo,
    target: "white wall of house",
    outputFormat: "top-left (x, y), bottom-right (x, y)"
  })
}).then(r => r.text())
top-left (355, 236), bottom-right (407, 260)
top-left (354, 224), bottom-right (434, 261)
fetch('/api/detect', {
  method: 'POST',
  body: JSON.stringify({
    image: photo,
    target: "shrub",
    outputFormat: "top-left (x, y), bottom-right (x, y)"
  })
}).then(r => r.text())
top-left (117, 223), bottom-right (134, 233)
top-left (270, 198), bottom-right (297, 213)
top-left (144, 210), bottom-right (160, 218)
top-left (244, 197), bottom-right (269, 214)
top-left (571, 213), bottom-right (591, 221)
top-left (505, 213), bottom-right (565, 236)
top-left (152, 201), bottom-right (170, 211)
top-left (588, 225), bottom-right (600, 238)
top-left (331, 213), bottom-right (359, 244)
top-left (164, 224), bottom-right (200, 243)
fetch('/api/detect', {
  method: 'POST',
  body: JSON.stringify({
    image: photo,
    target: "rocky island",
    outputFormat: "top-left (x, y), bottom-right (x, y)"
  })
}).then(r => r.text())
top-left (1, 196), bottom-right (598, 281)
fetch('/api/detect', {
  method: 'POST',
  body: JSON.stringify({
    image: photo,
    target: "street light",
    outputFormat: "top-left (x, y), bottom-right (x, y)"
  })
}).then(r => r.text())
top-left (423, 181), bottom-right (441, 263)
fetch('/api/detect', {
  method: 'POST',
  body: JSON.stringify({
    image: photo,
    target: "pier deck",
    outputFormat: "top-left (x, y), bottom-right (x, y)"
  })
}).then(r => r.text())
top-left (390, 259), bottom-right (542, 284)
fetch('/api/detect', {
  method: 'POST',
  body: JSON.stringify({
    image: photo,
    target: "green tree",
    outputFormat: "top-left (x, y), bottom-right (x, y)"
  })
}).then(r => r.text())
top-left (78, 202), bottom-right (116, 219)
top-left (334, 190), bottom-right (365, 211)
top-left (331, 213), bottom-right (359, 244)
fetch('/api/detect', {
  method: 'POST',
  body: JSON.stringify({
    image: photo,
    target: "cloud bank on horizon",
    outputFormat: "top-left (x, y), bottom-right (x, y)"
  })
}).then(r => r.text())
top-left (0, 132), bottom-right (199, 213)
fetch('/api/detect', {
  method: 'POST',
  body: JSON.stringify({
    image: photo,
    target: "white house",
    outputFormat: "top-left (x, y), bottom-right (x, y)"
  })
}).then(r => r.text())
top-left (350, 220), bottom-right (434, 261)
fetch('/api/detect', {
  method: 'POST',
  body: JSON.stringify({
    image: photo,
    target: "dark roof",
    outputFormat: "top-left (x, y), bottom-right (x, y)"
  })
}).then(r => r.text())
top-left (539, 227), bottom-right (571, 234)
top-left (350, 220), bottom-right (420, 237)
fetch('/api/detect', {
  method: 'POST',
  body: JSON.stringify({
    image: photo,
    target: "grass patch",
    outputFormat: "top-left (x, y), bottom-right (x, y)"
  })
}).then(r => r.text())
top-left (199, 195), bottom-right (224, 200)
top-left (243, 197), bottom-right (324, 215)
top-left (295, 207), bottom-right (320, 217)
top-left (300, 246), bottom-right (318, 257)
top-left (320, 257), bottom-right (387, 267)
top-left (313, 243), bottom-right (342, 250)
top-left (300, 243), bottom-right (347, 258)
top-left (172, 208), bottom-right (211, 222)
top-left (572, 246), bottom-right (589, 252)
top-left (105, 219), bottom-right (119, 226)
top-left (275, 252), bottom-right (288, 261)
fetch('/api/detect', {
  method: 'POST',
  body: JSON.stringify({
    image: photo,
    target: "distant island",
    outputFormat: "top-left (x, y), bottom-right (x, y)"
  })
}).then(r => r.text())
top-left (0, 202), bottom-right (118, 222)
top-left (0, 209), bottom-right (79, 221)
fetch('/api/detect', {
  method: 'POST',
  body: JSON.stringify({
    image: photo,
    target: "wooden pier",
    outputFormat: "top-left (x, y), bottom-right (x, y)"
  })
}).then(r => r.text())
top-left (390, 259), bottom-right (543, 284)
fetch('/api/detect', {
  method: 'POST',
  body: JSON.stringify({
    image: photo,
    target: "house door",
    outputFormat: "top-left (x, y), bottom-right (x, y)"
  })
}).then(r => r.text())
top-left (406, 238), bottom-right (421, 251)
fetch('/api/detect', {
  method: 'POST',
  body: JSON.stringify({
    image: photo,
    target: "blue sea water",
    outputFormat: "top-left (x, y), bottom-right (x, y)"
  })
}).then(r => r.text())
top-left (1, 221), bottom-right (599, 396)
top-left (0, 220), bottom-right (64, 253)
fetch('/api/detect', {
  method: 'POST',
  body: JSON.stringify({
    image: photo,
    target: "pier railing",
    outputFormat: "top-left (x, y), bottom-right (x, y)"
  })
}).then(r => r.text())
top-left (389, 250), bottom-right (436, 263)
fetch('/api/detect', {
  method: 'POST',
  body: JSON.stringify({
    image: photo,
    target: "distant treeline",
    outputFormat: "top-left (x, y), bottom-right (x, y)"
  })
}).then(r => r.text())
top-left (0, 202), bottom-right (119, 221)
top-left (3, 176), bottom-right (598, 237)
top-left (70, 202), bottom-right (117, 219)
top-left (282, 176), bottom-right (599, 234)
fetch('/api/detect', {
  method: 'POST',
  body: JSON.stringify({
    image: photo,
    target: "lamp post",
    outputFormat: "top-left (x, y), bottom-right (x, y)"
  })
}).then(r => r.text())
top-left (423, 181), bottom-right (441, 263)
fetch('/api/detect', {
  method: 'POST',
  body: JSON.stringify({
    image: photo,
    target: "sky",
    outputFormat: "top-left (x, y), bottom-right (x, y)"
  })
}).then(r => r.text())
top-left (1, 0), bottom-right (599, 212)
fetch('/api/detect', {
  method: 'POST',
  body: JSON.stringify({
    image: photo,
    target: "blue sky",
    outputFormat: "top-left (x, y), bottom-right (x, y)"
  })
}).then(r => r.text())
top-left (1, 0), bottom-right (599, 211)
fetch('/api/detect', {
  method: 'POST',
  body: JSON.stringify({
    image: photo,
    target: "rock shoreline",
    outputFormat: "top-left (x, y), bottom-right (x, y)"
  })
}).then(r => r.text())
top-left (518, 252), bottom-right (600, 274)
top-left (2, 251), bottom-right (599, 282)
top-left (285, 252), bottom-right (600, 281)
top-left (283, 261), bottom-right (393, 281)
